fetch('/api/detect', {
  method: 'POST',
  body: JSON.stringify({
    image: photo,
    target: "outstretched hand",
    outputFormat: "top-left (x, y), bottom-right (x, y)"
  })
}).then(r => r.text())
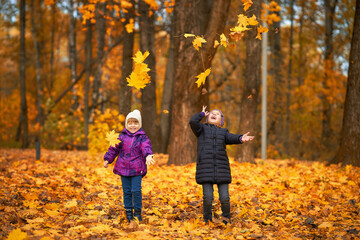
top-left (146, 155), bottom-right (155, 166)
top-left (202, 106), bottom-right (209, 117)
top-left (242, 132), bottom-right (254, 142)
top-left (103, 161), bottom-right (109, 168)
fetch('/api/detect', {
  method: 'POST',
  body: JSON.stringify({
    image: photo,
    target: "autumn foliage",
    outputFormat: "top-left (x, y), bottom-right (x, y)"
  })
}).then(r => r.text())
top-left (1, 149), bottom-right (359, 239)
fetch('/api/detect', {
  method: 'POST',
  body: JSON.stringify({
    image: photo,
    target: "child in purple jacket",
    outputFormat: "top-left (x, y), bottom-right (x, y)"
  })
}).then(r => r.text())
top-left (104, 109), bottom-right (154, 222)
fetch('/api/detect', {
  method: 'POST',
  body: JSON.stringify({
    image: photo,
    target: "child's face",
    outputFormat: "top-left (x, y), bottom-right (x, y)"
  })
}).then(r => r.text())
top-left (127, 118), bottom-right (140, 133)
top-left (208, 110), bottom-right (222, 126)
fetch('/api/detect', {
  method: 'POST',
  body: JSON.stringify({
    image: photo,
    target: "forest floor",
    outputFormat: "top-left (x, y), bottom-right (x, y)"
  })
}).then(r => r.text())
top-left (0, 148), bottom-right (359, 240)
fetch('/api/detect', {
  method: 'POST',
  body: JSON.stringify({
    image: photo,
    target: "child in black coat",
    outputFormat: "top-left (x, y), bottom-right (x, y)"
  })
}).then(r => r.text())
top-left (189, 106), bottom-right (254, 224)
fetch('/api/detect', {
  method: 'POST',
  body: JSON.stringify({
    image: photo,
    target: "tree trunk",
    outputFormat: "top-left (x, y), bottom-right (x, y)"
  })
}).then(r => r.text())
top-left (285, 0), bottom-right (295, 155)
top-left (31, 0), bottom-right (44, 156)
top-left (139, 0), bottom-right (160, 152)
top-left (160, 34), bottom-right (175, 153)
top-left (69, 0), bottom-right (78, 110)
top-left (84, 20), bottom-right (92, 150)
top-left (17, 0), bottom-right (29, 148)
top-left (321, 0), bottom-right (338, 149)
top-left (268, 0), bottom-right (283, 153)
top-left (330, 0), bottom-right (360, 166)
top-left (297, 0), bottom-right (305, 86)
top-left (119, 0), bottom-right (135, 114)
top-left (235, 0), bottom-right (262, 163)
top-left (167, 0), bottom-right (231, 165)
top-left (91, 2), bottom-right (106, 113)
top-left (49, 3), bottom-right (56, 97)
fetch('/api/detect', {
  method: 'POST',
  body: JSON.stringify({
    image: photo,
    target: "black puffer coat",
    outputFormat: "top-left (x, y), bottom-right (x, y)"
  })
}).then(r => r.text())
top-left (189, 112), bottom-right (243, 184)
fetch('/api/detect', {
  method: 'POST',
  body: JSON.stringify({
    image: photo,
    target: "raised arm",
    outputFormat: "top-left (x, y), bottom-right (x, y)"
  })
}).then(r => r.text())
top-left (189, 106), bottom-right (208, 137)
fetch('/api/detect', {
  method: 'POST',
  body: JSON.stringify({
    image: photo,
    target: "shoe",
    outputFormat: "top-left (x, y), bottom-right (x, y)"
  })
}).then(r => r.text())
top-left (125, 209), bottom-right (134, 222)
top-left (134, 209), bottom-right (142, 222)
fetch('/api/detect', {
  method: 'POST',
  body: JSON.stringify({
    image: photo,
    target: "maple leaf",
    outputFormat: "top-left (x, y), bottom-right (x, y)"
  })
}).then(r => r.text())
top-left (192, 36), bottom-right (206, 51)
top-left (105, 130), bottom-right (120, 147)
top-left (125, 19), bottom-right (134, 33)
top-left (229, 31), bottom-right (245, 41)
top-left (241, 0), bottom-right (253, 11)
top-left (237, 14), bottom-right (249, 27)
top-left (127, 50), bottom-right (151, 90)
top-left (214, 40), bottom-right (220, 48)
top-left (133, 50), bottom-right (150, 64)
top-left (256, 25), bottom-right (269, 40)
top-left (184, 33), bottom-right (195, 38)
top-left (247, 14), bottom-right (259, 26)
top-left (230, 25), bottom-right (250, 33)
top-left (268, 1), bottom-right (281, 11)
top-left (220, 34), bottom-right (228, 47)
top-left (195, 68), bottom-right (211, 88)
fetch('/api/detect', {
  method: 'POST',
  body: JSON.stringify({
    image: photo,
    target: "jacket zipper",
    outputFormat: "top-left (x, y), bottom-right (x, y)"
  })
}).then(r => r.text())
top-left (213, 127), bottom-right (217, 182)
top-left (130, 136), bottom-right (135, 149)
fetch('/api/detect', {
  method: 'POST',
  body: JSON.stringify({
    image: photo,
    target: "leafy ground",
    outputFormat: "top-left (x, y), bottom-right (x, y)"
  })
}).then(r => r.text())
top-left (1, 149), bottom-right (359, 240)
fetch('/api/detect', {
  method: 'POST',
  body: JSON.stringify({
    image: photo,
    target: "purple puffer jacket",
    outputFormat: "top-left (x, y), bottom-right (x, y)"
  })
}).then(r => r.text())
top-left (104, 128), bottom-right (153, 177)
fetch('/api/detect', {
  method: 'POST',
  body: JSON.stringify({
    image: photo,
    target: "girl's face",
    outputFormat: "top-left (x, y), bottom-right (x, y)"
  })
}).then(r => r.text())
top-left (208, 110), bottom-right (222, 126)
top-left (127, 118), bottom-right (140, 133)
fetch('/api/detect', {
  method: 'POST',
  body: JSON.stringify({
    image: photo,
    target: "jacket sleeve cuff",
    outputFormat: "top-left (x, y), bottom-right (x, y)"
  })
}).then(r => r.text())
top-left (200, 112), bottom-right (205, 118)
top-left (239, 136), bottom-right (243, 144)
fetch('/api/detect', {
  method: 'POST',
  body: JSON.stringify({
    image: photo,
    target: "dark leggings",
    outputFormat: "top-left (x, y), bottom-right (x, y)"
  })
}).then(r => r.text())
top-left (202, 183), bottom-right (230, 222)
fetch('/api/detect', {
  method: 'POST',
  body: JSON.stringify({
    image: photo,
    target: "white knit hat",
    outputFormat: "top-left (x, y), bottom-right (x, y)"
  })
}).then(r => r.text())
top-left (125, 109), bottom-right (142, 129)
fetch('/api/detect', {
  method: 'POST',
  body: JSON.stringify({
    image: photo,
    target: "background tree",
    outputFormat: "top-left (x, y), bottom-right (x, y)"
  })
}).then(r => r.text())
top-left (139, 0), bottom-right (160, 152)
top-left (17, 0), bottom-right (29, 148)
top-left (330, 0), bottom-right (360, 166)
top-left (118, 0), bottom-right (135, 114)
top-left (84, 19), bottom-right (92, 150)
top-left (68, 0), bottom-right (79, 110)
top-left (167, 0), bottom-right (231, 165)
top-left (321, 0), bottom-right (338, 150)
top-left (235, 0), bottom-right (262, 163)
top-left (91, 1), bottom-right (107, 114)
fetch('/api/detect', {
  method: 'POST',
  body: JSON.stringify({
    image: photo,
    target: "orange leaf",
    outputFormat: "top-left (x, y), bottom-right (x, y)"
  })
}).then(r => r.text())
top-left (195, 68), bottom-right (211, 88)
top-left (256, 25), bottom-right (268, 40)
top-left (241, 0), bottom-right (253, 11)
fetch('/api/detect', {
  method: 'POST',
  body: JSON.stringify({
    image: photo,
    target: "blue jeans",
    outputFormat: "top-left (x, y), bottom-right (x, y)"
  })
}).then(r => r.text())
top-left (202, 183), bottom-right (230, 222)
top-left (121, 175), bottom-right (142, 211)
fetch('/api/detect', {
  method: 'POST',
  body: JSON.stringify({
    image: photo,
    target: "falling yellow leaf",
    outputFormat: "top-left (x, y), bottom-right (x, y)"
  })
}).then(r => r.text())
top-left (184, 33), bottom-right (195, 38)
top-left (214, 40), bottom-right (220, 48)
top-left (105, 130), bottom-right (120, 147)
top-left (242, 0), bottom-right (253, 11)
top-left (133, 50), bottom-right (150, 64)
top-left (127, 50), bottom-right (152, 90)
top-left (230, 25), bottom-right (251, 33)
top-left (220, 33), bottom-right (227, 47)
top-left (256, 25), bottom-right (268, 40)
top-left (195, 68), bottom-right (211, 88)
top-left (237, 14), bottom-right (249, 27)
top-left (127, 71), bottom-right (150, 90)
top-left (192, 36), bottom-right (207, 51)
